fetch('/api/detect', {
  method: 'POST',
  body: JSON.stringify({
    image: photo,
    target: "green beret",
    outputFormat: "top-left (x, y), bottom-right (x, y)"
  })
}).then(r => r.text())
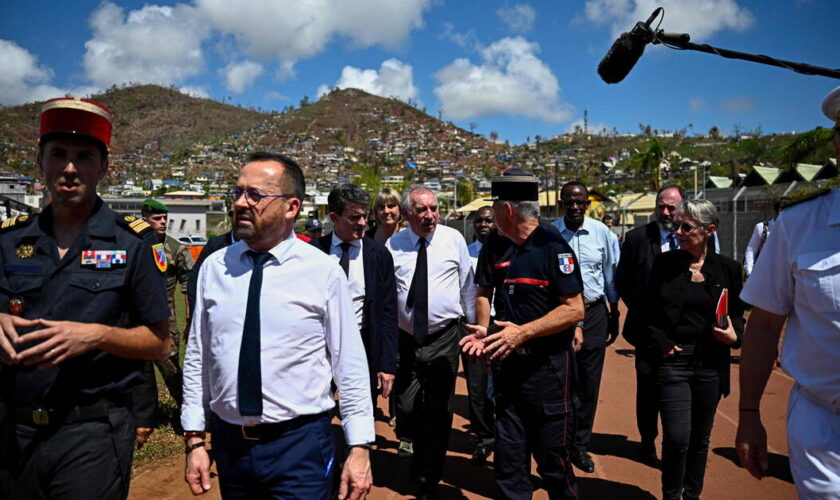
top-left (142, 198), bottom-right (169, 213)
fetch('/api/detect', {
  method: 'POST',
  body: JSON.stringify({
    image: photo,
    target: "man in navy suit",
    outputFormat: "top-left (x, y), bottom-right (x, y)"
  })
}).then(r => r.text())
top-left (615, 184), bottom-right (685, 465)
top-left (311, 183), bottom-right (399, 403)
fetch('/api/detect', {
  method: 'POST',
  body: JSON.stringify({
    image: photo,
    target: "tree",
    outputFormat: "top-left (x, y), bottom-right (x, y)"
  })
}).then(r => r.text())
top-left (469, 122), bottom-right (478, 134)
top-left (777, 127), bottom-right (834, 167)
top-left (629, 138), bottom-right (664, 191)
top-left (299, 95), bottom-right (310, 107)
top-left (709, 125), bottom-right (721, 140)
top-left (489, 130), bottom-right (499, 142)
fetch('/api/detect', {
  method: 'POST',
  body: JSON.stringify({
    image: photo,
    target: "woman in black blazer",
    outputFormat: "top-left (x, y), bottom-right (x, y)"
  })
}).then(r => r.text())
top-left (640, 199), bottom-right (745, 500)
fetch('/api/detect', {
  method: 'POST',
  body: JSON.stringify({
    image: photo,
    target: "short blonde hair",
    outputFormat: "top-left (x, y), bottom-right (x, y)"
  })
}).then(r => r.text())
top-left (373, 187), bottom-right (402, 222)
top-left (679, 199), bottom-right (719, 228)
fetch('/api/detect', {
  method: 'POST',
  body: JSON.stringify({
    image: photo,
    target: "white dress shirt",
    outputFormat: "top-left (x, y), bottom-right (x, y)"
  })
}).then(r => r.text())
top-left (386, 224), bottom-right (476, 335)
top-left (552, 216), bottom-right (619, 304)
top-left (743, 219), bottom-right (775, 276)
top-left (181, 232), bottom-right (374, 445)
top-left (327, 233), bottom-right (365, 328)
top-left (741, 189), bottom-right (840, 413)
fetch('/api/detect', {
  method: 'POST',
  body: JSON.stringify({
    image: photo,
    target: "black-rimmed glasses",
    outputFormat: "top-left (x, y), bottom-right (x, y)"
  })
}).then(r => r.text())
top-left (227, 187), bottom-right (293, 205)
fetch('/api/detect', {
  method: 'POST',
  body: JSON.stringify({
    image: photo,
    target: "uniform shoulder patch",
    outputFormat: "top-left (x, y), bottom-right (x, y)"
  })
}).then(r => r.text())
top-left (118, 214), bottom-right (152, 236)
top-left (0, 214), bottom-right (34, 232)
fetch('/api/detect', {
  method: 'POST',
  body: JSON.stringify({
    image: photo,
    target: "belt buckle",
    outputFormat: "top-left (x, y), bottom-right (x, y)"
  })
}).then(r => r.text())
top-left (240, 425), bottom-right (260, 441)
top-left (31, 408), bottom-right (50, 426)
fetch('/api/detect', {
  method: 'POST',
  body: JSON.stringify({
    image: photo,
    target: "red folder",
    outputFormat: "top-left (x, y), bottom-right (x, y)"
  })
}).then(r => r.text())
top-left (715, 288), bottom-right (729, 329)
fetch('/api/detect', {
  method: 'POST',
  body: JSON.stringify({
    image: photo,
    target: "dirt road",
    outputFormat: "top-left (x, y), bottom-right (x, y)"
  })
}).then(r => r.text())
top-left (129, 328), bottom-right (795, 499)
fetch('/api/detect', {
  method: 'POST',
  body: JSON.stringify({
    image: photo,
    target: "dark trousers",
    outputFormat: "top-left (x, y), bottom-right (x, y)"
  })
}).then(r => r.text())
top-left (395, 321), bottom-right (461, 489)
top-left (494, 353), bottom-right (578, 500)
top-left (635, 356), bottom-right (660, 445)
top-left (573, 301), bottom-right (608, 452)
top-left (656, 352), bottom-right (721, 500)
top-left (461, 352), bottom-right (495, 447)
top-left (0, 405), bottom-right (135, 500)
top-left (210, 413), bottom-right (335, 499)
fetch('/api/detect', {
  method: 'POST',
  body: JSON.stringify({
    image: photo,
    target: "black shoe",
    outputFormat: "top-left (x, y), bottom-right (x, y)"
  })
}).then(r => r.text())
top-left (571, 448), bottom-right (595, 473)
top-left (640, 440), bottom-right (660, 466)
top-left (471, 443), bottom-right (492, 464)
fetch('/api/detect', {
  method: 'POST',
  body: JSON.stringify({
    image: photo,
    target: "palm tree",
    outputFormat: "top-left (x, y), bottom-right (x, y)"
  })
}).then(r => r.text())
top-left (630, 138), bottom-right (664, 191)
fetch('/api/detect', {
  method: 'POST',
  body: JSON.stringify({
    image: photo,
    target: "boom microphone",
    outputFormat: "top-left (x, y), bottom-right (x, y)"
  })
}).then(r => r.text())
top-left (597, 8), bottom-right (661, 84)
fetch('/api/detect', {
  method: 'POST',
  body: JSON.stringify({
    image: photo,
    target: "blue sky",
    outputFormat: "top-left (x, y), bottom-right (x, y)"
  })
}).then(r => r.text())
top-left (2, 0), bottom-right (837, 145)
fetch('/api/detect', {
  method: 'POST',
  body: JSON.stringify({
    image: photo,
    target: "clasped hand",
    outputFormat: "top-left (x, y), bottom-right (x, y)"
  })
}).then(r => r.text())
top-left (459, 320), bottom-right (525, 361)
top-left (0, 312), bottom-right (100, 368)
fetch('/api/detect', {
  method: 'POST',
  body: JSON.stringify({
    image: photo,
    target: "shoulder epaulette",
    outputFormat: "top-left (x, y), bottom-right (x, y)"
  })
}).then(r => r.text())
top-left (118, 214), bottom-right (152, 236)
top-left (0, 214), bottom-right (34, 232)
top-left (781, 187), bottom-right (831, 209)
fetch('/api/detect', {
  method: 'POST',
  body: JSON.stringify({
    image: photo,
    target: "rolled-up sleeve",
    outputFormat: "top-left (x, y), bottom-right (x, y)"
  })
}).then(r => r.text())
top-left (324, 268), bottom-right (375, 445)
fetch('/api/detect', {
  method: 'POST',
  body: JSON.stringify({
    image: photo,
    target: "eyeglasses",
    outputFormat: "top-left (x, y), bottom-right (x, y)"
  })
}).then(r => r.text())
top-left (675, 221), bottom-right (701, 233)
top-left (562, 199), bottom-right (590, 208)
top-left (474, 217), bottom-right (494, 224)
top-left (227, 187), bottom-right (293, 205)
top-left (657, 203), bottom-right (678, 213)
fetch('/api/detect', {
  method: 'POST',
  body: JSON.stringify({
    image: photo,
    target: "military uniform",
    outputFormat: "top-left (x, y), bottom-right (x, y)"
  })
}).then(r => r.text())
top-left (476, 223), bottom-right (583, 499)
top-left (0, 200), bottom-right (169, 499)
top-left (155, 236), bottom-right (193, 405)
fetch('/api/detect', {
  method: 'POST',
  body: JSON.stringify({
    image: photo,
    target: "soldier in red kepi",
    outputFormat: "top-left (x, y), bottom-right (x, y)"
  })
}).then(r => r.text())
top-left (0, 98), bottom-right (170, 500)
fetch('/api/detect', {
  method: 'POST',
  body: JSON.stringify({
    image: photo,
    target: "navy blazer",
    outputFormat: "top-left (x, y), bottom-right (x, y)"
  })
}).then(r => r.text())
top-left (640, 250), bottom-right (745, 397)
top-left (615, 221), bottom-right (662, 347)
top-left (310, 234), bottom-right (399, 376)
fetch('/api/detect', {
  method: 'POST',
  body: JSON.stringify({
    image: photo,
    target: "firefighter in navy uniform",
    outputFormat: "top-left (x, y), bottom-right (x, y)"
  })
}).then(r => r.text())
top-left (0, 98), bottom-right (170, 500)
top-left (462, 171), bottom-right (586, 499)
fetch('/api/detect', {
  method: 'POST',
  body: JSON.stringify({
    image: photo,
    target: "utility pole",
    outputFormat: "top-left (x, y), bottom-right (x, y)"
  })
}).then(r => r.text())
top-left (584, 109), bottom-right (589, 135)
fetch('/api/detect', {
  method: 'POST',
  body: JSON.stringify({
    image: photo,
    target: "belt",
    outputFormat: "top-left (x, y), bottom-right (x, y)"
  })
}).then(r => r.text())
top-left (214, 411), bottom-right (330, 441)
top-left (14, 401), bottom-right (115, 427)
top-left (584, 297), bottom-right (605, 310)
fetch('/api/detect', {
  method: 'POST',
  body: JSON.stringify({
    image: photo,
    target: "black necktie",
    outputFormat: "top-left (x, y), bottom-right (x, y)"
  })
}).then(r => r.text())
top-left (406, 237), bottom-right (428, 343)
top-left (238, 251), bottom-right (270, 416)
top-left (339, 241), bottom-right (351, 277)
top-left (668, 233), bottom-right (678, 251)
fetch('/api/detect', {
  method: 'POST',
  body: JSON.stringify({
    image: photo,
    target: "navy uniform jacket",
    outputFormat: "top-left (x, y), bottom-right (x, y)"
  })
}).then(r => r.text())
top-left (310, 234), bottom-right (399, 376)
top-left (475, 224), bottom-right (583, 409)
top-left (0, 199), bottom-right (169, 413)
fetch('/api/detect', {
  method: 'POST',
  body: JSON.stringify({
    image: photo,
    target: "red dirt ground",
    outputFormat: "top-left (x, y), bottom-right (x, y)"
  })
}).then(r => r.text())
top-left (129, 309), bottom-right (795, 499)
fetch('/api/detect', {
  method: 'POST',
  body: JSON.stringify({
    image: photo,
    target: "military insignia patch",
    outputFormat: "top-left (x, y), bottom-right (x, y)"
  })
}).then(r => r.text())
top-left (152, 243), bottom-right (167, 272)
top-left (81, 250), bottom-right (128, 268)
top-left (557, 253), bottom-right (575, 275)
top-left (15, 244), bottom-right (34, 259)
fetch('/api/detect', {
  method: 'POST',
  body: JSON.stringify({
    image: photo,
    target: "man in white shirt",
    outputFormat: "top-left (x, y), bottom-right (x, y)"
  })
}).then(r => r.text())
top-left (181, 153), bottom-right (374, 500)
top-left (736, 86), bottom-right (840, 499)
top-left (742, 199), bottom-right (783, 278)
top-left (386, 186), bottom-right (476, 498)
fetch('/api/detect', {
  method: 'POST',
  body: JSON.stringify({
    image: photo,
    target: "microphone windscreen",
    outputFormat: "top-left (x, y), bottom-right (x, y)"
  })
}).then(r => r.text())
top-left (597, 31), bottom-right (647, 84)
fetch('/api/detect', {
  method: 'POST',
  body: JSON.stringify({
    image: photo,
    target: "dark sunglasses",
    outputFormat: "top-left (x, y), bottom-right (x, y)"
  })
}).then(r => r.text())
top-left (675, 221), bottom-right (701, 233)
top-left (562, 199), bottom-right (590, 208)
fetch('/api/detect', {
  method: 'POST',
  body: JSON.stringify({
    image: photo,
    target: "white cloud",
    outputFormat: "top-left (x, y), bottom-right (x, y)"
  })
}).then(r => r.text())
top-left (434, 37), bottom-right (573, 122)
top-left (724, 95), bottom-right (755, 113)
top-left (0, 39), bottom-right (98, 105)
top-left (584, 0), bottom-right (754, 40)
top-left (689, 97), bottom-right (708, 112)
top-left (440, 23), bottom-right (480, 51)
top-left (497, 4), bottom-right (536, 34)
top-left (221, 60), bottom-right (264, 93)
top-left (178, 86), bottom-right (209, 99)
top-left (318, 58), bottom-right (418, 103)
top-left (83, 2), bottom-right (208, 88)
top-left (195, 0), bottom-right (431, 78)
top-left (565, 118), bottom-right (613, 135)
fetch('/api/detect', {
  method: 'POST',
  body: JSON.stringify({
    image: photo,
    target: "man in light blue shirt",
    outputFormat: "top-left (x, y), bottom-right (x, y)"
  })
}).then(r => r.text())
top-left (552, 181), bottom-right (620, 474)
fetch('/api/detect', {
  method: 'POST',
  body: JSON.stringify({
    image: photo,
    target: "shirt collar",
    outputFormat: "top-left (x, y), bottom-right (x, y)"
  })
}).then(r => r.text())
top-left (555, 216), bottom-right (590, 235)
top-left (19, 197), bottom-right (114, 242)
top-left (234, 231), bottom-right (298, 266)
top-left (330, 232), bottom-right (361, 249)
top-left (407, 227), bottom-right (436, 246)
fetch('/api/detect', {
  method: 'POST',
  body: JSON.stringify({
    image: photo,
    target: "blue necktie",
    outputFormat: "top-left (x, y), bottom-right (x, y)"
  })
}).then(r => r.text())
top-left (406, 237), bottom-right (428, 343)
top-left (238, 251), bottom-right (271, 416)
top-left (668, 233), bottom-right (678, 251)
